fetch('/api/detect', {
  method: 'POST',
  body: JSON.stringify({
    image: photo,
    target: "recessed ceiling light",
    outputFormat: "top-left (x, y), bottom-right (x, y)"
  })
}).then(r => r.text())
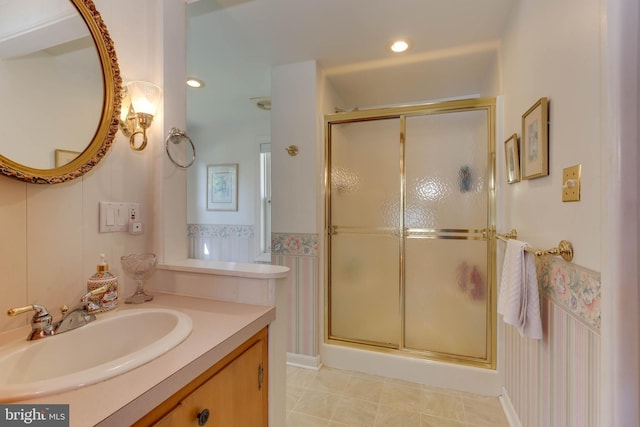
top-left (186, 77), bottom-right (205, 88)
top-left (389, 40), bottom-right (410, 53)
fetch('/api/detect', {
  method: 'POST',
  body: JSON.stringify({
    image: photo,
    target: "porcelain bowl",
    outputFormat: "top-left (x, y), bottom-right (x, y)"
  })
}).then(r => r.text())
top-left (0, 308), bottom-right (192, 402)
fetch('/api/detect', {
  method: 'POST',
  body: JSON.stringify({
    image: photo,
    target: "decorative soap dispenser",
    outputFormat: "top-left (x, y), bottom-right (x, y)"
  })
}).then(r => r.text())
top-left (87, 254), bottom-right (119, 313)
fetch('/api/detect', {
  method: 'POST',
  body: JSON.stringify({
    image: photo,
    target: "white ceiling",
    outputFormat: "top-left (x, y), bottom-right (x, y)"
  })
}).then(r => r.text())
top-left (187, 0), bottom-right (516, 124)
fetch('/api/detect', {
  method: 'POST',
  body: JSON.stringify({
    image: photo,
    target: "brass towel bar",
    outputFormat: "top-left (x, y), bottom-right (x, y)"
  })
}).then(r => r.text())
top-left (496, 229), bottom-right (574, 262)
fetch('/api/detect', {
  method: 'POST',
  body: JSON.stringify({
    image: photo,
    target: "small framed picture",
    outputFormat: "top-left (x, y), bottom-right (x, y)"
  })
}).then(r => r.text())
top-left (504, 133), bottom-right (520, 184)
top-left (207, 164), bottom-right (238, 211)
top-left (54, 149), bottom-right (80, 167)
top-left (521, 97), bottom-right (549, 179)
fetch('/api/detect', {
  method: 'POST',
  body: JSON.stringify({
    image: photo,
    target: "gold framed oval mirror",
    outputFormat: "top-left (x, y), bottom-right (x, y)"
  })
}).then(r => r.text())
top-left (0, 0), bottom-right (121, 184)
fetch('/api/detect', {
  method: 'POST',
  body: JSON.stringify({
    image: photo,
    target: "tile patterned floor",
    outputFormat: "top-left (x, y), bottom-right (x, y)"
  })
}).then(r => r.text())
top-left (286, 365), bottom-right (509, 427)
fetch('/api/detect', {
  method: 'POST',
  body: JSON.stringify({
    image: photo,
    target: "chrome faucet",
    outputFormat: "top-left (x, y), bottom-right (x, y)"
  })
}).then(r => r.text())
top-left (7, 285), bottom-right (108, 341)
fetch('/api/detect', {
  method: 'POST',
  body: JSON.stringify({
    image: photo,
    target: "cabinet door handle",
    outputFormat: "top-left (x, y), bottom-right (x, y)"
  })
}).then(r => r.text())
top-left (258, 363), bottom-right (264, 390)
top-left (197, 408), bottom-right (210, 426)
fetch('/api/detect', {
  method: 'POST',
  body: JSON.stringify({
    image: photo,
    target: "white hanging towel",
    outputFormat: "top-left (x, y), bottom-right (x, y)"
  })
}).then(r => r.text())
top-left (498, 239), bottom-right (543, 339)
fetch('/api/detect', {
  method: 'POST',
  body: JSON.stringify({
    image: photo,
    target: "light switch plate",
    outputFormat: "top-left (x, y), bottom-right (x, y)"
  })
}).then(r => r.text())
top-left (99, 202), bottom-right (142, 232)
top-left (562, 165), bottom-right (581, 202)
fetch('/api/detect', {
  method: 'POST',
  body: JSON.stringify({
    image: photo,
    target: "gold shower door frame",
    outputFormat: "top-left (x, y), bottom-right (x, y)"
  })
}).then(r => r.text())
top-left (324, 98), bottom-right (497, 369)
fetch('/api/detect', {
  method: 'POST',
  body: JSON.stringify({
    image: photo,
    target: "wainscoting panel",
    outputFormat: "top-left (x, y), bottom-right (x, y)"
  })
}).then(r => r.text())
top-left (188, 224), bottom-right (254, 262)
top-left (503, 258), bottom-right (601, 427)
top-left (271, 233), bottom-right (319, 358)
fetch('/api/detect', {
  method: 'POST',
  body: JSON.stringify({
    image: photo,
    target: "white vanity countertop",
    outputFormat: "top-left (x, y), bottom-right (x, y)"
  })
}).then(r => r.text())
top-left (7, 293), bottom-right (275, 427)
top-left (158, 258), bottom-right (289, 279)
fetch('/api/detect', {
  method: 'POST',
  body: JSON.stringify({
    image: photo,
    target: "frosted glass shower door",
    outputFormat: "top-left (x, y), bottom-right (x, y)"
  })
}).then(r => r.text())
top-left (404, 111), bottom-right (490, 359)
top-left (327, 99), bottom-right (495, 366)
top-left (328, 118), bottom-right (401, 346)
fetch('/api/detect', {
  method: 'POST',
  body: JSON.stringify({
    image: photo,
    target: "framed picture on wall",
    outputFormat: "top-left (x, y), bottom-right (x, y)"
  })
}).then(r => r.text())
top-left (207, 164), bottom-right (238, 211)
top-left (54, 149), bottom-right (80, 167)
top-left (521, 97), bottom-right (549, 179)
top-left (504, 133), bottom-right (520, 184)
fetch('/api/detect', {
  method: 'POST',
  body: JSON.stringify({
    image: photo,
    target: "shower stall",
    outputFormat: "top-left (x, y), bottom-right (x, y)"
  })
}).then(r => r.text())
top-left (324, 98), bottom-right (497, 373)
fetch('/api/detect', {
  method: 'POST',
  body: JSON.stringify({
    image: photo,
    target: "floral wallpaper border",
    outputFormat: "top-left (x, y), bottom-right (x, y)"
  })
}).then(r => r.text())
top-left (272, 233), bottom-right (318, 256)
top-left (537, 256), bottom-right (601, 333)
top-left (187, 224), bottom-right (254, 238)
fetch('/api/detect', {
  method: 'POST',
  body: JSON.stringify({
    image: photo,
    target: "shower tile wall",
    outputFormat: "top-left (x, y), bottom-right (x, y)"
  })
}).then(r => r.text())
top-left (187, 224), bottom-right (254, 262)
top-left (503, 257), bottom-right (601, 426)
top-left (272, 233), bottom-right (319, 357)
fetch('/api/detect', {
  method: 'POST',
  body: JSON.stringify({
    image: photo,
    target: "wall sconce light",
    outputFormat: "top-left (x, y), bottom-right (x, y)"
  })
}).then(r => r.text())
top-left (118, 81), bottom-right (162, 151)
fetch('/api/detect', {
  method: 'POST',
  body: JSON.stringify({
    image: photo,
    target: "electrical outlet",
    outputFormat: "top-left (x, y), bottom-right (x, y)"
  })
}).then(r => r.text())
top-left (562, 165), bottom-right (581, 202)
top-left (129, 221), bottom-right (143, 234)
top-left (99, 202), bottom-right (142, 232)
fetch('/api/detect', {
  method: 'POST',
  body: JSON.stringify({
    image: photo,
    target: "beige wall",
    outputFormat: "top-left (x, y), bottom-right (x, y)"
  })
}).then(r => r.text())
top-left (0, 0), bottom-right (162, 333)
top-left (271, 60), bottom-right (319, 235)
top-left (500, 0), bottom-right (601, 270)
top-left (499, 0), bottom-right (604, 424)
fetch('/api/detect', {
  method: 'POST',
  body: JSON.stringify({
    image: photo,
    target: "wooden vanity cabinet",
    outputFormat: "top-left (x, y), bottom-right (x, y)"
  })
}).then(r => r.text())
top-left (134, 327), bottom-right (268, 427)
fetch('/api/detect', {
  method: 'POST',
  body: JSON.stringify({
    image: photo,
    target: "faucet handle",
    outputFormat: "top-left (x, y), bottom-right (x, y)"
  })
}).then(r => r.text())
top-left (7, 304), bottom-right (49, 318)
top-left (7, 304), bottom-right (53, 340)
top-left (7, 305), bottom-right (35, 317)
top-left (81, 285), bottom-right (110, 303)
top-left (81, 285), bottom-right (110, 313)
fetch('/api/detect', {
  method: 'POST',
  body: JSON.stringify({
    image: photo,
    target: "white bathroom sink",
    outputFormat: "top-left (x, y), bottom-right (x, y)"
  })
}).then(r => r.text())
top-left (0, 308), bottom-right (192, 402)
